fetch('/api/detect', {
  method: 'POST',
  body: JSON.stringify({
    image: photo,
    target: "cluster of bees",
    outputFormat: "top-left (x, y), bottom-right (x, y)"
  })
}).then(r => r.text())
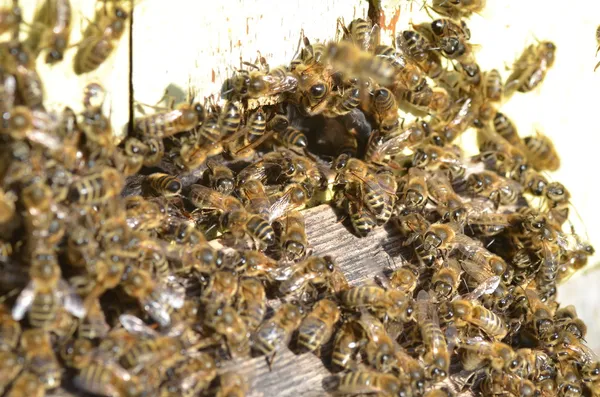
top-left (0, 0), bottom-right (599, 396)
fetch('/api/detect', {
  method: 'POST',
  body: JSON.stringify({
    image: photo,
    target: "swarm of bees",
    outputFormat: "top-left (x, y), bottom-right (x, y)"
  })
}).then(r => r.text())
top-left (0, 0), bottom-right (598, 396)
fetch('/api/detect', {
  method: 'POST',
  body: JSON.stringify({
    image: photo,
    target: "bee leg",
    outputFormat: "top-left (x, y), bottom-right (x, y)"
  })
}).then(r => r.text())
top-left (266, 352), bottom-right (276, 371)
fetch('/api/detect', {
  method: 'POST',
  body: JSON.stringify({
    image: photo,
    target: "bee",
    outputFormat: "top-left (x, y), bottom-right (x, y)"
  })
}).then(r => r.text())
top-left (280, 211), bottom-right (308, 260)
top-left (239, 179), bottom-right (270, 216)
top-left (452, 299), bottom-right (508, 339)
top-left (204, 304), bottom-right (250, 358)
top-left (134, 102), bottom-right (204, 139)
top-left (159, 217), bottom-right (206, 246)
top-left (141, 137), bottom-right (164, 166)
top-left (235, 277), bottom-right (267, 330)
top-left (73, 3), bottom-right (130, 74)
top-left (67, 167), bottom-right (124, 205)
top-left (389, 264), bottom-right (419, 294)
top-left (216, 373), bottom-right (248, 397)
top-left (206, 159), bottom-right (235, 195)
top-left (275, 255), bottom-right (344, 297)
top-left (4, 44), bottom-right (45, 109)
top-left (364, 120), bottom-right (430, 165)
top-left (397, 30), bottom-right (430, 62)
top-left (293, 63), bottom-right (332, 116)
top-left (466, 170), bottom-right (523, 206)
top-left (20, 329), bottom-right (62, 389)
top-left (229, 61), bottom-right (297, 99)
top-left (340, 285), bottom-right (413, 323)
top-left (201, 270), bottom-right (238, 306)
top-left (159, 353), bottom-right (217, 397)
top-left (416, 290), bottom-right (450, 381)
top-left (555, 306), bottom-right (587, 340)
top-left (413, 144), bottom-right (465, 178)
top-left (333, 371), bottom-right (403, 396)
top-left (120, 268), bottom-right (184, 327)
top-left (477, 127), bottom-right (529, 177)
top-left (431, 259), bottom-right (462, 300)
top-left (402, 167), bottom-right (428, 209)
top-left (253, 302), bottom-right (304, 367)
top-left (481, 371), bottom-right (536, 397)
top-left (370, 87), bottom-right (399, 129)
top-left (357, 312), bottom-right (399, 372)
top-left (233, 249), bottom-right (277, 279)
top-left (0, 351), bottom-right (25, 394)
top-left (189, 184), bottom-right (274, 247)
top-left (430, 0), bottom-right (486, 18)
top-left (523, 130), bottom-right (560, 171)
top-left (12, 248), bottom-right (86, 328)
top-left (0, 303), bottom-right (20, 351)
top-left (0, 188), bottom-right (16, 224)
top-left (323, 85), bottom-right (361, 117)
top-left (297, 299), bottom-right (340, 353)
top-left (457, 336), bottom-right (518, 372)
top-left (29, 0), bottom-right (72, 63)
top-left (332, 320), bottom-right (362, 370)
top-left (217, 100), bottom-right (243, 139)
top-left (493, 112), bottom-right (522, 147)
top-left (124, 195), bottom-right (167, 231)
top-left (6, 371), bottom-right (46, 397)
top-left (78, 299), bottom-right (110, 340)
top-left (267, 182), bottom-right (312, 222)
top-left (505, 41), bottom-right (556, 96)
top-left (276, 126), bottom-right (308, 151)
top-left (426, 173), bottom-right (467, 223)
top-left (483, 69), bottom-right (504, 102)
top-left (340, 18), bottom-right (376, 51)
top-left (142, 173), bottom-right (182, 197)
top-left (344, 194), bottom-right (378, 237)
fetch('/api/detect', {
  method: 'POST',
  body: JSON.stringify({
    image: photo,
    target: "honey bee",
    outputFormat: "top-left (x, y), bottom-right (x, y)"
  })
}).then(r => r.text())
top-left (292, 62), bottom-right (332, 116)
top-left (333, 371), bottom-right (403, 396)
top-left (73, 3), bottom-right (130, 74)
top-left (29, 0), bottom-right (72, 64)
top-left (275, 255), bottom-right (344, 297)
top-left (505, 41), bottom-right (556, 96)
top-left (124, 195), bottom-right (167, 231)
top-left (481, 370), bottom-right (536, 397)
top-left (120, 268), bottom-right (184, 327)
top-left (135, 102), bottom-right (204, 139)
top-left (232, 249), bottom-right (277, 279)
top-left (389, 264), bottom-right (419, 294)
top-left (206, 159), bottom-right (235, 195)
top-left (323, 85), bottom-right (361, 117)
top-left (67, 167), bottom-right (124, 205)
top-left (267, 181), bottom-right (312, 222)
top-left (216, 373), bottom-right (248, 397)
top-left (523, 130), bottom-right (560, 171)
top-left (332, 320), bottom-right (362, 371)
top-left (364, 120), bottom-right (430, 165)
top-left (430, 0), bottom-right (486, 18)
top-left (253, 302), bottom-right (304, 366)
top-left (452, 299), bottom-right (508, 339)
top-left (6, 371), bottom-right (46, 397)
top-left (344, 194), bottom-right (377, 237)
top-left (239, 179), bottom-right (270, 216)
top-left (413, 144), bottom-right (465, 178)
top-left (12, 247), bottom-right (86, 328)
top-left (483, 69), bottom-right (504, 102)
top-left (466, 170), bottom-right (523, 206)
top-left (280, 211), bottom-right (308, 260)
top-left (229, 60), bottom-right (297, 99)
top-left (4, 43), bottom-right (45, 109)
top-left (402, 167), bottom-right (428, 209)
top-left (0, 351), bottom-right (24, 395)
top-left (340, 285), bottom-right (413, 323)
top-left (370, 87), bottom-right (399, 129)
top-left (416, 290), bottom-right (450, 381)
top-left (493, 112), bottom-right (523, 147)
top-left (20, 329), bottom-right (62, 389)
top-left (141, 173), bottom-right (182, 197)
top-left (204, 304), bottom-right (250, 358)
top-left (276, 126), bottom-right (308, 151)
top-left (140, 137), bottom-right (164, 167)
top-left (555, 306), bottom-right (587, 340)
top-left (159, 217), bottom-right (206, 246)
top-left (235, 277), bottom-right (267, 330)
top-left (158, 353), bottom-right (217, 397)
top-left (431, 259), bottom-right (462, 300)
top-left (297, 298), bottom-right (340, 353)
top-left (397, 30), bottom-right (430, 62)
top-left (340, 18), bottom-right (377, 51)
top-left (457, 336), bottom-right (518, 372)
top-left (357, 312), bottom-right (400, 372)
top-left (78, 298), bottom-right (110, 340)
top-left (201, 270), bottom-right (238, 306)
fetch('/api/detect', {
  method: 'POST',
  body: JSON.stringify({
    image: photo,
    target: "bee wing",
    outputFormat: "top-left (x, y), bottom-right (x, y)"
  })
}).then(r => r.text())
top-left (188, 184), bottom-right (232, 211)
top-left (267, 188), bottom-right (297, 222)
top-left (279, 273), bottom-right (310, 295)
top-left (415, 290), bottom-right (431, 323)
top-left (119, 314), bottom-right (160, 338)
top-left (262, 74), bottom-right (298, 94)
top-left (460, 275), bottom-right (500, 301)
top-left (58, 279), bottom-right (86, 319)
top-left (330, 268), bottom-right (349, 293)
top-left (373, 128), bottom-right (415, 158)
top-left (142, 298), bottom-right (171, 328)
top-left (11, 281), bottom-right (35, 320)
top-left (270, 262), bottom-right (297, 281)
top-left (158, 278), bottom-right (186, 309)
top-left (74, 372), bottom-right (125, 397)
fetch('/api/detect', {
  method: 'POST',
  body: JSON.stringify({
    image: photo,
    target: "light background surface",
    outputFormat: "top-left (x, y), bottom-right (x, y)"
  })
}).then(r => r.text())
top-left (17, 0), bottom-right (600, 352)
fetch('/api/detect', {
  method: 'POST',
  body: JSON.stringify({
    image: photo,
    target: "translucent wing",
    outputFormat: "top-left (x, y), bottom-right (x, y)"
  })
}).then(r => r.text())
top-left (12, 281), bottom-right (35, 320)
top-left (59, 279), bottom-right (86, 318)
top-left (119, 314), bottom-right (160, 338)
top-left (142, 299), bottom-right (171, 328)
top-left (460, 276), bottom-right (500, 301)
